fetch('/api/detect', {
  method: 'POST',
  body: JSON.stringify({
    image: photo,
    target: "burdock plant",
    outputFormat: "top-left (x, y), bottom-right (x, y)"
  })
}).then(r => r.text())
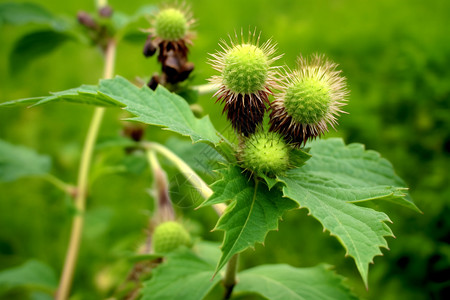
top-left (0, 1), bottom-right (420, 300)
top-left (209, 30), bottom-right (281, 136)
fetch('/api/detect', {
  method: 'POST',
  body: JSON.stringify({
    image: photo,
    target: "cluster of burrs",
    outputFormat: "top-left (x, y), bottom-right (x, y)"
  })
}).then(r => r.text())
top-left (143, 4), bottom-right (195, 89)
top-left (209, 30), bottom-right (348, 176)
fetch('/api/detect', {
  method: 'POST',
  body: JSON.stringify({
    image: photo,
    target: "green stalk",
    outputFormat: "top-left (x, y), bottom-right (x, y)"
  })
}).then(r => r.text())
top-left (55, 38), bottom-right (116, 300)
top-left (223, 254), bottom-right (239, 299)
top-left (142, 142), bottom-right (227, 215)
top-left (191, 83), bottom-right (219, 95)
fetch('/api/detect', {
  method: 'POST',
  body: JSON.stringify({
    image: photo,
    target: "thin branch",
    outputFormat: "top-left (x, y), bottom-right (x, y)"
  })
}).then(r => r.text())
top-left (141, 142), bottom-right (227, 215)
top-left (55, 38), bottom-right (116, 300)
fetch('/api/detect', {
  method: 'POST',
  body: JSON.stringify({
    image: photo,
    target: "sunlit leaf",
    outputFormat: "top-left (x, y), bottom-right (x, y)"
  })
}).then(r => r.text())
top-left (277, 138), bottom-right (418, 286)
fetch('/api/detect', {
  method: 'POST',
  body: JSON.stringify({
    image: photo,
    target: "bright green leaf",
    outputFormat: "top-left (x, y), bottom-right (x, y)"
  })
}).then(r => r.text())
top-left (0, 140), bottom-right (51, 182)
top-left (0, 260), bottom-right (57, 293)
top-left (141, 249), bottom-right (221, 300)
top-left (201, 166), bottom-right (297, 274)
top-left (10, 30), bottom-right (72, 76)
top-left (277, 138), bottom-right (418, 286)
top-left (234, 264), bottom-right (358, 300)
top-left (1, 77), bottom-right (230, 156)
top-left (97, 77), bottom-right (223, 146)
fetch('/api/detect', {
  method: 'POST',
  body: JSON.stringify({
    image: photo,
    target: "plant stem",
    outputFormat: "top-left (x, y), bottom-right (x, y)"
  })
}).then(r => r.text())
top-left (223, 254), bottom-right (239, 299)
top-left (146, 150), bottom-right (175, 223)
top-left (43, 174), bottom-right (74, 195)
top-left (191, 83), bottom-right (219, 95)
top-left (142, 142), bottom-right (227, 215)
top-left (56, 38), bottom-right (116, 300)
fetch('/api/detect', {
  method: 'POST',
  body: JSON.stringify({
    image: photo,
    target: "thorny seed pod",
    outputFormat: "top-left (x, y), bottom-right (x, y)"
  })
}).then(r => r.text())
top-left (209, 30), bottom-right (282, 136)
top-left (143, 4), bottom-right (195, 88)
top-left (270, 54), bottom-right (348, 146)
top-left (152, 221), bottom-right (191, 253)
top-left (237, 129), bottom-right (292, 176)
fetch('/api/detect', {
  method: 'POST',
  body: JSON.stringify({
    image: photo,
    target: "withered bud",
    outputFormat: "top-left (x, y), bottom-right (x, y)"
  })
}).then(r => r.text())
top-left (77, 11), bottom-right (98, 30)
top-left (143, 35), bottom-right (157, 57)
top-left (98, 5), bottom-right (113, 18)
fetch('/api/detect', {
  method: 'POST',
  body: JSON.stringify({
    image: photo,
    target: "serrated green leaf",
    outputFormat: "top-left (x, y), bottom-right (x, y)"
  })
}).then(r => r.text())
top-left (0, 140), bottom-right (51, 182)
top-left (235, 264), bottom-right (358, 300)
top-left (10, 30), bottom-right (72, 76)
top-left (0, 2), bottom-right (66, 29)
top-left (277, 138), bottom-right (418, 286)
top-left (201, 166), bottom-right (297, 274)
top-left (0, 260), bottom-right (57, 293)
top-left (98, 77), bottom-right (223, 146)
top-left (141, 249), bottom-right (221, 300)
top-left (0, 76), bottom-right (234, 158)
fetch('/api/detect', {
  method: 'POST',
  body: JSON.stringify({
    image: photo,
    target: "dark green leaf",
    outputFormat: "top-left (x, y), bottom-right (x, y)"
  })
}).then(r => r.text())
top-left (0, 139), bottom-right (51, 182)
top-left (277, 138), bottom-right (419, 286)
top-left (200, 166), bottom-right (297, 274)
top-left (0, 260), bottom-right (57, 293)
top-left (10, 30), bottom-right (72, 76)
top-left (235, 264), bottom-right (358, 300)
top-left (0, 2), bottom-right (66, 29)
top-left (141, 249), bottom-right (221, 300)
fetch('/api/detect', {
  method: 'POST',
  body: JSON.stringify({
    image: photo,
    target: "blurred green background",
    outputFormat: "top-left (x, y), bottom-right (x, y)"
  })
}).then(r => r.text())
top-left (1, 0), bottom-right (449, 299)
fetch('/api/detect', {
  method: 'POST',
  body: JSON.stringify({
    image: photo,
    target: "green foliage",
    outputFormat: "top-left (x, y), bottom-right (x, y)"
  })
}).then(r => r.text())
top-left (141, 249), bottom-right (221, 300)
top-left (235, 264), bottom-right (358, 300)
top-left (1, 0), bottom-right (443, 299)
top-left (0, 2), bottom-right (65, 29)
top-left (10, 30), bottom-right (73, 76)
top-left (200, 166), bottom-right (298, 273)
top-left (0, 260), bottom-right (57, 293)
top-left (0, 139), bottom-right (51, 182)
top-left (278, 138), bottom-right (418, 286)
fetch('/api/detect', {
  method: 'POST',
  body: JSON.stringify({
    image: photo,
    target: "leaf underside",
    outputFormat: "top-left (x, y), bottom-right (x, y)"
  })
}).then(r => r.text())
top-left (277, 138), bottom-right (418, 286)
top-left (235, 264), bottom-right (358, 300)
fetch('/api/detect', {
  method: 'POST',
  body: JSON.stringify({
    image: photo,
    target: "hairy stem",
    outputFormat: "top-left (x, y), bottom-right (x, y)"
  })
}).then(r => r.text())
top-left (141, 142), bottom-right (227, 215)
top-left (223, 254), bottom-right (239, 299)
top-left (56, 38), bottom-right (116, 300)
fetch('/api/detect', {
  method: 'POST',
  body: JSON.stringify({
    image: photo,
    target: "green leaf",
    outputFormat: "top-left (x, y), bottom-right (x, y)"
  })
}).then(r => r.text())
top-left (141, 249), bottom-right (221, 300)
top-left (0, 2), bottom-right (66, 29)
top-left (277, 138), bottom-right (419, 286)
top-left (1, 76), bottom-right (228, 147)
top-left (0, 260), bottom-right (57, 293)
top-left (234, 264), bottom-right (358, 300)
top-left (98, 77), bottom-right (223, 146)
top-left (10, 30), bottom-right (72, 76)
top-left (201, 166), bottom-right (297, 274)
top-left (0, 140), bottom-right (51, 182)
